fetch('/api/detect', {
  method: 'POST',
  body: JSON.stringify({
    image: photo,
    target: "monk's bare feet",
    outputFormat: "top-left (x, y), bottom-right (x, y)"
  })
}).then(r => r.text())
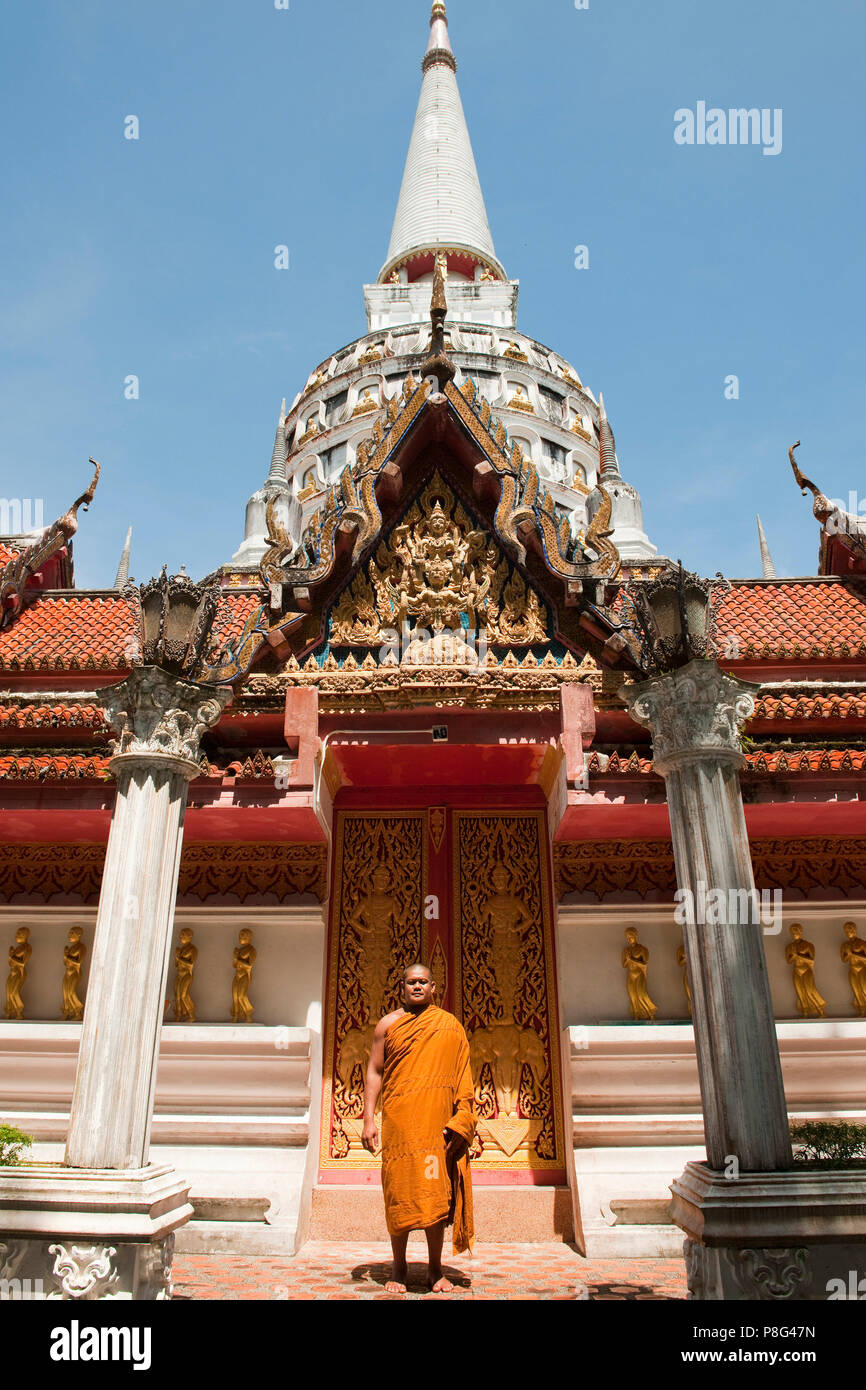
top-left (428, 1272), bottom-right (454, 1293)
top-left (385, 1267), bottom-right (407, 1294)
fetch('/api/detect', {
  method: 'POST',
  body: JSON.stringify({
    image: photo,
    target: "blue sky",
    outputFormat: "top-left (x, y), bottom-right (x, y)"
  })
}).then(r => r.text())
top-left (1, 0), bottom-right (864, 588)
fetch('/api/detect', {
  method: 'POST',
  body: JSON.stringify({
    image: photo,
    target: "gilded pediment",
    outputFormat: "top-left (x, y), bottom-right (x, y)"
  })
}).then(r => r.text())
top-left (328, 473), bottom-right (549, 657)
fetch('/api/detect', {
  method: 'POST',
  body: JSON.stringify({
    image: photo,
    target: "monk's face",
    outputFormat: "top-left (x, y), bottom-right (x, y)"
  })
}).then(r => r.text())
top-left (402, 968), bottom-right (434, 1012)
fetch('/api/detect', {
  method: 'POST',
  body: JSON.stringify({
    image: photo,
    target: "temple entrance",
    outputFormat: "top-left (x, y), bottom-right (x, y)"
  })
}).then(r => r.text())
top-left (319, 805), bottom-right (568, 1184)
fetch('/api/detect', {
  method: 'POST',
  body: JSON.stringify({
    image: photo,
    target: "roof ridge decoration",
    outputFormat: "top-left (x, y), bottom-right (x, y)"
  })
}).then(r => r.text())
top-left (789, 440), bottom-right (866, 575)
top-left (0, 459), bottom-right (100, 631)
top-left (194, 371), bottom-right (631, 686)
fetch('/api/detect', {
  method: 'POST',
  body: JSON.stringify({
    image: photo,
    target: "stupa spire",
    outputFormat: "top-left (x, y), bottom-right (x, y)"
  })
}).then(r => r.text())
top-left (597, 392), bottom-right (623, 482)
top-left (756, 514), bottom-right (777, 579)
top-left (113, 527), bottom-right (132, 588)
top-left (379, 3), bottom-right (505, 284)
top-left (267, 398), bottom-right (288, 484)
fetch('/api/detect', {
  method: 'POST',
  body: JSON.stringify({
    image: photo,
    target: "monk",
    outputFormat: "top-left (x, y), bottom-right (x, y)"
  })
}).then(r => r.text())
top-left (362, 963), bottom-right (476, 1295)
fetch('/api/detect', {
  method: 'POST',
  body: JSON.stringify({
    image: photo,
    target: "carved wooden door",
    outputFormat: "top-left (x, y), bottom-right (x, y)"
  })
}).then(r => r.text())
top-left (319, 805), bottom-right (567, 1182)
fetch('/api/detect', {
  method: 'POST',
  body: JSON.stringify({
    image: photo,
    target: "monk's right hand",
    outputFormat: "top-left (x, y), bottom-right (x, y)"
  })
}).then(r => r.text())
top-left (361, 1119), bottom-right (379, 1153)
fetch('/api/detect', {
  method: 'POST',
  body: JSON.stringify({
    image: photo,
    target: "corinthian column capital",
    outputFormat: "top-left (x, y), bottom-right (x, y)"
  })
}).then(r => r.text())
top-left (102, 666), bottom-right (232, 780)
top-left (622, 659), bottom-right (759, 775)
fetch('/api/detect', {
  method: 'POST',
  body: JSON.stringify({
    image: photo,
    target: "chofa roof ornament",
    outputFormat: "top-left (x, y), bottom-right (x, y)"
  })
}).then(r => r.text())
top-left (0, 457), bottom-right (100, 631)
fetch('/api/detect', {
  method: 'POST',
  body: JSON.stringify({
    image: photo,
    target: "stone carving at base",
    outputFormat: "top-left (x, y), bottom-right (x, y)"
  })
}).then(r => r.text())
top-left (0, 1236), bottom-right (175, 1300)
top-left (48, 1244), bottom-right (119, 1299)
top-left (724, 1246), bottom-right (810, 1301)
top-left (683, 1239), bottom-right (719, 1301)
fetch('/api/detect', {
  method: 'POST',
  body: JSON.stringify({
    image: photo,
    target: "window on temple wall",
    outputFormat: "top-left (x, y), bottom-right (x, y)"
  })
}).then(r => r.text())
top-left (538, 386), bottom-right (565, 423)
top-left (542, 439), bottom-right (567, 475)
top-left (325, 391), bottom-right (348, 427)
top-left (320, 443), bottom-right (347, 479)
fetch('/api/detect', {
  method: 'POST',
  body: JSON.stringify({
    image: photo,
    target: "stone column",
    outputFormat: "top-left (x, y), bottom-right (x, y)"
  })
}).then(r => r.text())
top-left (625, 659), bottom-right (792, 1173)
top-left (65, 667), bottom-right (231, 1169)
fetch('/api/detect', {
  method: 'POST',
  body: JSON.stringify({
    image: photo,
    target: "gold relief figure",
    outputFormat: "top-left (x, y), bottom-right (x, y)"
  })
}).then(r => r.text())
top-left (173, 927), bottom-right (198, 1023)
top-left (330, 473), bottom-right (550, 652)
top-left (61, 926), bottom-right (87, 1021)
top-left (347, 864), bottom-right (400, 1020)
top-left (841, 921), bottom-right (866, 1016)
top-left (676, 942), bottom-right (691, 1016)
top-left (5, 927), bottom-right (31, 1020)
top-left (231, 928), bottom-right (257, 1023)
top-left (481, 864), bottom-right (533, 1020)
top-left (785, 923), bottom-right (826, 1018)
top-left (622, 927), bottom-right (657, 1021)
top-left (469, 1022), bottom-right (546, 1118)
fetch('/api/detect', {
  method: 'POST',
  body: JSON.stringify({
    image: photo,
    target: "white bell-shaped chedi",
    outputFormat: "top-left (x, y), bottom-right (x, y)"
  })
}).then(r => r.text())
top-left (586, 394), bottom-right (657, 561)
top-left (231, 399), bottom-right (299, 567)
top-left (365, 4), bottom-right (518, 332)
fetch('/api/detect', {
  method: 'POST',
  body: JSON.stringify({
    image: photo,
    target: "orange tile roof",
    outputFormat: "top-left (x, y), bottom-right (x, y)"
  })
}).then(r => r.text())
top-left (0, 595), bottom-right (139, 671)
top-left (0, 753), bottom-right (112, 780)
top-left (0, 748), bottom-right (278, 783)
top-left (716, 581), bottom-right (866, 659)
top-left (752, 692), bottom-right (866, 721)
top-left (0, 703), bottom-right (108, 730)
top-left (0, 542), bottom-right (20, 566)
top-left (587, 746), bottom-right (866, 778)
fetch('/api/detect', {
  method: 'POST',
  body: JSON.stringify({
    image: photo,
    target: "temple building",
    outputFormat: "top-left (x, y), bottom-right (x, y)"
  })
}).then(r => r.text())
top-left (1, 3), bottom-right (865, 1289)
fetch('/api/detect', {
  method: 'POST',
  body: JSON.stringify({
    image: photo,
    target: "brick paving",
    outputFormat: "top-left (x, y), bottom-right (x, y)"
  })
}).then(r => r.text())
top-left (173, 1242), bottom-right (686, 1301)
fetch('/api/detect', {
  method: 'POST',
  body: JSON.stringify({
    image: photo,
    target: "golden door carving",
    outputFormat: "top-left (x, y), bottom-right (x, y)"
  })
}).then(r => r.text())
top-left (454, 812), bottom-right (566, 1172)
top-left (320, 812), bottom-right (426, 1168)
top-left (319, 807), bottom-right (564, 1178)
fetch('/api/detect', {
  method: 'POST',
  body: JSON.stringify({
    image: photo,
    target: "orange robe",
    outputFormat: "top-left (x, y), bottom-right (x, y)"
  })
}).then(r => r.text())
top-left (380, 1005), bottom-right (476, 1253)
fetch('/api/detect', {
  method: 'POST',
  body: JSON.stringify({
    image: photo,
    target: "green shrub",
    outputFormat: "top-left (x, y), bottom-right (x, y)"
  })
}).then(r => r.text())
top-left (0, 1123), bottom-right (33, 1166)
top-left (791, 1121), bottom-right (866, 1166)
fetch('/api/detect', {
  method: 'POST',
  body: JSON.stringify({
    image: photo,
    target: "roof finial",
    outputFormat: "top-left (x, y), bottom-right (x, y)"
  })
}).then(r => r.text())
top-left (419, 253), bottom-right (455, 390)
top-left (597, 393), bottom-right (622, 482)
top-left (114, 526), bottom-right (133, 588)
top-left (756, 515), bottom-right (777, 579)
top-left (267, 398), bottom-right (288, 483)
top-left (426, 2), bottom-right (454, 69)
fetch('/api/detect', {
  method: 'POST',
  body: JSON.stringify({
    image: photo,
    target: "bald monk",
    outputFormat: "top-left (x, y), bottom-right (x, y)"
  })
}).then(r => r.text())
top-left (363, 963), bottom-right (476, 1295)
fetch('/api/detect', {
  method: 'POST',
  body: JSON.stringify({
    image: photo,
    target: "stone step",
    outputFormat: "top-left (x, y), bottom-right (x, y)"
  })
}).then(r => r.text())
top-left (309, 1185), bottom-right (575, 1243)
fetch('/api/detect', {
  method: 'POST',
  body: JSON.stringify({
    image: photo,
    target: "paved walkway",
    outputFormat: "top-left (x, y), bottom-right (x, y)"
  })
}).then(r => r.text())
top-left (173, 1242), bottom-right (687, 1301)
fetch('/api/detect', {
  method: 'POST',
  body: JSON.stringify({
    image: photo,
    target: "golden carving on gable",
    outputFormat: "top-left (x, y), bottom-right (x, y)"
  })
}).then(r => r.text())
top-left (454, 812), bottom-right (565, 1170)
top-left (329, 472), bottom-right (548, 651)
top-left (322, 813), bottom-right (425, 1165)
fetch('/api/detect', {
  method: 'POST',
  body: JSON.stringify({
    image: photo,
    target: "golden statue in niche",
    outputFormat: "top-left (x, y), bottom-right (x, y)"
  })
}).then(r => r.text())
top-left (481, 863), bottom-right (533, 1019)
top-left (346, 864), bottom-right (400, 1021)
top-left (173, 927), bottom-right (198, 1023)
top-left (60, 926), bottom-right (87, 1021)
top-left (231, 927), bottom-right (257, 1023)
top-left (622, 927), bottom-right (657, 1020)
top-left (841, 921), bottom-right (866, 1016)
top-left (785, 923), bottom-right (826, 1018)
top-left (676, 941), bottom-right (691, 1016)
top-left (5, 927), bottom-right (31, 1020)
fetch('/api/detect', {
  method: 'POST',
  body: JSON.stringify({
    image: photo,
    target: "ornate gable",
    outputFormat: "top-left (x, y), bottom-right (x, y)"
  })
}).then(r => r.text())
top-left (197, 368), bottom-right (638, 687)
